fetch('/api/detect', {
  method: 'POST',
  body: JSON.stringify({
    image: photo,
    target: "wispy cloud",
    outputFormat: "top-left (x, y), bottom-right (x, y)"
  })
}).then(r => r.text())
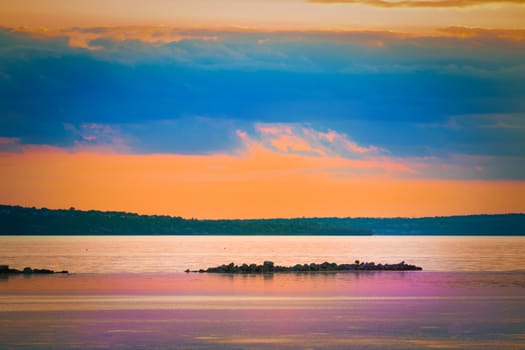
top-left (308, 0), bottom-right (525, 8)
top-left (254, 123), bottom-right (379, 158)
top-left (238, 123), bottom-right (413, 176)
top-left (12, 26), bottom-right (219, 50)
top-left (437, 27), bottom-right (525, 44)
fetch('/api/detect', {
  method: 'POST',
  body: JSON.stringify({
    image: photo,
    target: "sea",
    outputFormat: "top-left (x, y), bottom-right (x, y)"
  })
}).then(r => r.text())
top-left (1, 235), bottom-right (524, 349)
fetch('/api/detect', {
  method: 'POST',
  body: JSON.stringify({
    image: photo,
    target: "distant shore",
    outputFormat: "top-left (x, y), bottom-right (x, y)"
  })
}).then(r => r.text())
top-left (1, 204), bottom-right (524, 235)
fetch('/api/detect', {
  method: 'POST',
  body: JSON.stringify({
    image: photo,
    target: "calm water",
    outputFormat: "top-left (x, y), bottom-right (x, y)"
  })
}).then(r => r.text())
top-left (1, 235), bottom-right (525, 349)
top-left (1, 272), bottom-right (525, 349)
top-left (1, 235), bottom-right (524, 273)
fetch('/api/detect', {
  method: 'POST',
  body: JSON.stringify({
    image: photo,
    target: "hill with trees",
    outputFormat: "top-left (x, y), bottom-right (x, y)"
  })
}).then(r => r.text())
top-left (1, 205), bottom-right (523, 235)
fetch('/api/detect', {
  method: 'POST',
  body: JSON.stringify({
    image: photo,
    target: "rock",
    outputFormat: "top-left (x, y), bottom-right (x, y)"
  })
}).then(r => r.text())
top-left (263, 261), bottom-right (274, 268)
top-left (196, 260), bottom-right (423, 274)
top-left (261, 261), bottom-right (274, 272)
top-left (0, 266), bottom-right (69, 275)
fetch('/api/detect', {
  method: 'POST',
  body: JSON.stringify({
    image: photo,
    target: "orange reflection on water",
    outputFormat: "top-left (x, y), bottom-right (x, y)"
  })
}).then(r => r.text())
top-left (2, 272), bottom-right (524, 297)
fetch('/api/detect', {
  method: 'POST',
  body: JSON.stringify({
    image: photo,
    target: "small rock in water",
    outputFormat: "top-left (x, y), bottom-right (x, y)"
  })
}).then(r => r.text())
top-left (0, 265), bottom-right (69, 275)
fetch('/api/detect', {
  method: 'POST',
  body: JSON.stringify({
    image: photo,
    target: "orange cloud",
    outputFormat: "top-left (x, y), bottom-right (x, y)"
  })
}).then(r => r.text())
top-left (308, 0), bottom-right (525, 8)
top-left (9, 25), bottom-right (525, 54)
top-left (438, 26), bottom-right (525, 42)
top-left (254, 123), bottom-right (379, 158)
top-left (235, 129), bottom-right (411, 175)
top-left (12, 26), bottom-right (218, 49)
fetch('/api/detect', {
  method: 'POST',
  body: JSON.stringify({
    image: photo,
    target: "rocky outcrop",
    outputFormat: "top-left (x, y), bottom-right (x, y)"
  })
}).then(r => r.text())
top-left (190, 260), bottom-right (422, 273)
top-left (0, 265), bottom-right (68, 275)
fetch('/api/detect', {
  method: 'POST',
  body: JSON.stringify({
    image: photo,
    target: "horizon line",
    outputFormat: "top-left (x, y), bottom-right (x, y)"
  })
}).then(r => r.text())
top-left (2, 204), bottom-right (523, 221)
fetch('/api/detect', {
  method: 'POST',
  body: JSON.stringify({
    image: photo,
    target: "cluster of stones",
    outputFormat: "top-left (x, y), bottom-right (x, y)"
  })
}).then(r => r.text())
top-left (0, 265), bottom-right (68, 275)
top-left (189, 260), bottom-right (422, 273)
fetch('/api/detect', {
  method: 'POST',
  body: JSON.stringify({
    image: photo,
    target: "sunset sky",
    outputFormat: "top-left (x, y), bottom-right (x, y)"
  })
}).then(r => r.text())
top-left (0, 0), bottom-right (524, 218)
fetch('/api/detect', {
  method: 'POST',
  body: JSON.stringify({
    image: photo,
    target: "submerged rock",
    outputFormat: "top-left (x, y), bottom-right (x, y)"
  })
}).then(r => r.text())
top-left (195, 261), bottom-right (422, 274)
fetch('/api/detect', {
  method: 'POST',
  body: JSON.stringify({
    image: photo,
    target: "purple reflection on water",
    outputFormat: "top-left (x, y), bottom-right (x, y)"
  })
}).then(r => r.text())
top-left (1, 272), bottom-right (525, 349)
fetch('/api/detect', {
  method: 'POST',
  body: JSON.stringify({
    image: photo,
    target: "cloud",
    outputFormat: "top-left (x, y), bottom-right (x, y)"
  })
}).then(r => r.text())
top-left (0, 120), bottom-right (414, 177)
top-left (253, 123), bottom-right (379, 158)
top-left (308, 0), bottom-right (525, 8)
top-left (237, 123), bottom-right (414, 176)
top-left (2, 118), bottom-right (524, 187)
top-left (437, 27), bottom-right (525, 47)
top-left (49, 118), bottom-right (244, 155)
top-left (12, 26), bottom-right (218, 50)
top-left (0, 117), bottom-right (244, 156)
top-left (0, 26), bottom-right (523, 181)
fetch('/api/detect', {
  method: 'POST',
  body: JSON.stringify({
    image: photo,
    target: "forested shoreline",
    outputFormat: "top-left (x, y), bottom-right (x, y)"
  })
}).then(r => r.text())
top-left (1, 205), bottom-right (523, 235)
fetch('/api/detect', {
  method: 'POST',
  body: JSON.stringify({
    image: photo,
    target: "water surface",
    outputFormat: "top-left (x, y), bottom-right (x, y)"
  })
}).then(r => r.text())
top-left (1, 236), bottom-right (524, 349)
top-left (1, 272), bottom-right (524, 349)
top-left (1, 235), bottom-right (524, 273)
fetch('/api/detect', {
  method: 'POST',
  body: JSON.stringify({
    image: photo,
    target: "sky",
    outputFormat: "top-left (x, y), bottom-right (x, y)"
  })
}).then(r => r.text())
top-left (0, 0), bottom-right (524, 218)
